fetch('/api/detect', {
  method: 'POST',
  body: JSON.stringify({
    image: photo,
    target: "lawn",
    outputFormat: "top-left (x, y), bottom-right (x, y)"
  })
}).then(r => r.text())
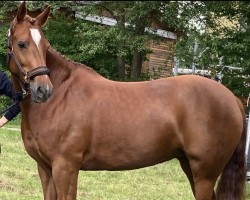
top-left (0, 122), bottom-right (250, 199)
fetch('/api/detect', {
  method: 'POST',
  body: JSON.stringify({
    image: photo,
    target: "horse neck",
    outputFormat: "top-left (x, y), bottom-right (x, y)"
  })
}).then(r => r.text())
top-left (46, 48), bottom-right (74, 89)
top-left (46, 47), bottom-right (104, 89)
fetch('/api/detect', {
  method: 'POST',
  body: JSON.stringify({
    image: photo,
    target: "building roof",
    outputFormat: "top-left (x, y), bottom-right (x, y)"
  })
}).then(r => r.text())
top-left (75, 11), bottom-right (178, 40)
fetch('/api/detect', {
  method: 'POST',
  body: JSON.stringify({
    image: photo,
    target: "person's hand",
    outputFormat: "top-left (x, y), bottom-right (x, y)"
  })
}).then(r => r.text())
top-left (0, 116), bottom-right (9, 128)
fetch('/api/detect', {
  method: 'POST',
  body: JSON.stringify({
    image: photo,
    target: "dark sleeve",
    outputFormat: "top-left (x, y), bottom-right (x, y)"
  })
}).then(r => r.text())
top-left (4, 102), bottom-right (21, 121)
top-left (0, 72), bottom-right (21, 121)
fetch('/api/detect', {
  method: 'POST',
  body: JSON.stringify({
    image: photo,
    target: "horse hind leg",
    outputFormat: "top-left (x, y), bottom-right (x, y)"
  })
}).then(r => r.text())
top-left (216, 108), bottom-right (247, 200)
top-left (193, 179), bottom-right (216, 200)
top-left (178, 156), bottom-right (216, 200)
top-left (178, 156), bottom-right (195, 195)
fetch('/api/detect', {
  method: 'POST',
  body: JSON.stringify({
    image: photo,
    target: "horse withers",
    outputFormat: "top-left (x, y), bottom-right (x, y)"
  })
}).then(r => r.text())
top-left (7, 2), bottom-right (246, 200)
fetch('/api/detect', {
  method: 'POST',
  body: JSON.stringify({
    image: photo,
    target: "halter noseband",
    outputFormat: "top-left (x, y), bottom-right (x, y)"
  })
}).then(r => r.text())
top-left (7, 23), bottom-right (50, 98)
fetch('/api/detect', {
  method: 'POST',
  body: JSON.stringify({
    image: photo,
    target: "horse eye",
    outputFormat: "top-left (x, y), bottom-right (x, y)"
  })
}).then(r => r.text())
top-left (17, 41), bottom-right (26, 49)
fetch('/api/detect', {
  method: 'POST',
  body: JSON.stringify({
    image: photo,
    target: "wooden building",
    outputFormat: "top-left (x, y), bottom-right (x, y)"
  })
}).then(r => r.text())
top-left (141, 18), bottom-right (182, 79)
top-left (142, 38), bottom-right (176, 79)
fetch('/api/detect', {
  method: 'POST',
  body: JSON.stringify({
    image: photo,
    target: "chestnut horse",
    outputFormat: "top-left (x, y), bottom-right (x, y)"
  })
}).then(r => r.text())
top-left (7, 2), bottom-right (246, 200)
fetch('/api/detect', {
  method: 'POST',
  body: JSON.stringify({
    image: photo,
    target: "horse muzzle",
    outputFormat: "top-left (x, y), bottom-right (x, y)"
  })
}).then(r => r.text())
top-left (30, 79), bottom-right (53, 103)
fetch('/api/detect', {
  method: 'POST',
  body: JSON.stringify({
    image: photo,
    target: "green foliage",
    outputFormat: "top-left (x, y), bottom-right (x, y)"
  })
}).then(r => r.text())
top-left (44, 15), bottom-right (119, 80)
top-left (220, 68), bottom-right (250, 97)
top-left (0, 24), bottom-right (8, 72)
top-left (173, 1), bottom-right (250, 97)
top-left (0, 1), bottom-right (249, 95)
top-left (0, 1), bottom-right (20, 19)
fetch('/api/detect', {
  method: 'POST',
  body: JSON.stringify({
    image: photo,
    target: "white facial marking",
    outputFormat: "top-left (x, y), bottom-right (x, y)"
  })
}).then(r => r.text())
top-left (30, 28), bottom-right (41, 49)
top-left (8, 29), bottom-right (13, 50)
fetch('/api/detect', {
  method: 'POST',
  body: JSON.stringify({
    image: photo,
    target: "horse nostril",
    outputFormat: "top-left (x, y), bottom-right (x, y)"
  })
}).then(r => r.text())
top-left (36, 85), bottom-right (45, 98)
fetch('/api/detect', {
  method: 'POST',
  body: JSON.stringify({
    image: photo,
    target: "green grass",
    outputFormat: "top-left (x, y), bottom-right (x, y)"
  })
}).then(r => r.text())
top-left (0, 124), bottom-right (250, 199)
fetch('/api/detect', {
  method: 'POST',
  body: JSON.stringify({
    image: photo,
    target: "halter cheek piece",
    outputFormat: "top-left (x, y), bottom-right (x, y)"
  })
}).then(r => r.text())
top-left (7, 23), bottom-right (50, 98)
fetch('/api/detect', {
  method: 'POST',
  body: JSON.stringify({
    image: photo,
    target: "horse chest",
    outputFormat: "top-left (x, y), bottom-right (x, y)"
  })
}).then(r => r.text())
top-left (22, 130), bottom-right (51, 165)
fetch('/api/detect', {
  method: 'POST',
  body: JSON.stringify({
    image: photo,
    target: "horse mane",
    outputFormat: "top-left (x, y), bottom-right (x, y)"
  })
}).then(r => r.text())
top-left (47, 46), bottom-right (102, 77)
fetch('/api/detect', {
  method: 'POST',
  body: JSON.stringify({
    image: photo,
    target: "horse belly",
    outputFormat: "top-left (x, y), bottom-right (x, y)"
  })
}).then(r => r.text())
top-left (81, 120), bottom-right (180, 171)
top-left (81, 146), bottom-right (177, 171)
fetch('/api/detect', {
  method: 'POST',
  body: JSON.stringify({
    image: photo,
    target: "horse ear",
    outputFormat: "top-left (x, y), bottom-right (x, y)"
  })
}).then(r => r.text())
top-left (36, 6), bottom-right (51, 27)
top-left (16, 1), bottom-right (27, 23)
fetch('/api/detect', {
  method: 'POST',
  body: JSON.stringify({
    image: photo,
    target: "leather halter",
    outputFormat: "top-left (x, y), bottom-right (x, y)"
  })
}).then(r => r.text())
top-left (7, 23), bottom-right (50, 98)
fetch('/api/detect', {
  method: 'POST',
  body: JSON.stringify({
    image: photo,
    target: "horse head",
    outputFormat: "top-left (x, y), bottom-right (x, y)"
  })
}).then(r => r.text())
top-left (7, 1), bottom-right (53, 103)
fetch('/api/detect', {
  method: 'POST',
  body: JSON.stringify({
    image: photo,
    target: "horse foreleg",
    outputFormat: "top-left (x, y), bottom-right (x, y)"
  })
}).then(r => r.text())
top-left (52, 159), bottom-right (80, 200)
top-left (38, 164), bottom-right (57, 200)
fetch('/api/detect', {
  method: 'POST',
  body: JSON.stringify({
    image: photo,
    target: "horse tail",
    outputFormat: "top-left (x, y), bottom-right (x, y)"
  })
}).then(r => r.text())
top-left (216, 98), bottom-right (246, 200)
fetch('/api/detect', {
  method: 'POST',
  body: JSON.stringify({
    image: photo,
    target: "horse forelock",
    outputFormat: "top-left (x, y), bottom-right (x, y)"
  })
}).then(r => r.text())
top-left (27, 16), bottom-right (36, 25)
top-left (13, 15), bottom-right (39, 27)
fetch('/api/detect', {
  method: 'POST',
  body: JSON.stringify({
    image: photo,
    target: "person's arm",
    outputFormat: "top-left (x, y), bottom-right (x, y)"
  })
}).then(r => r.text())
top-left (3, 101), bottom-right (21, 122)
top-left (0, 72), bottom-right (21, 126)
top-left (0, 116), bottom-right (9, 128)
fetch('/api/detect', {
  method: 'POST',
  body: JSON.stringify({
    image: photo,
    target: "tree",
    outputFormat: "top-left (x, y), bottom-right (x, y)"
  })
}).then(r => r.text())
top-left (79, 1), bottom-right (173, 80)
top-left (158, 1), bottom-right (249, 97)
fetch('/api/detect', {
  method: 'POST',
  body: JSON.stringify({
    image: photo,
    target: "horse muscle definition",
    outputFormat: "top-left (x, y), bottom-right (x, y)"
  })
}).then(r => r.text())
top-left (7, 2), bottom-right (246, 200)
